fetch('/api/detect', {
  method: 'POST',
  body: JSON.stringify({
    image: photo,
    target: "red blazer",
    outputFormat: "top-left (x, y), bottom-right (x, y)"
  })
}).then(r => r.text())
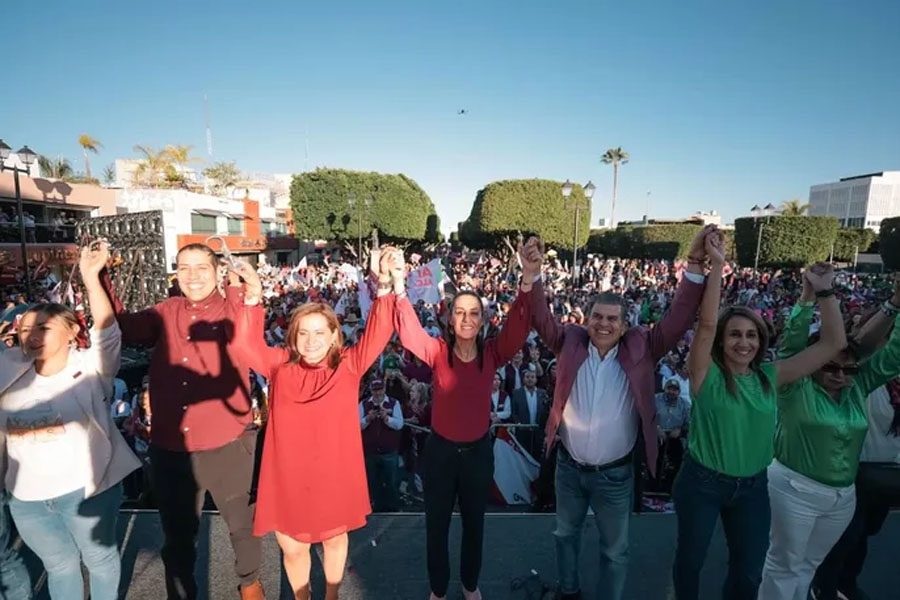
top-left (530, 277), bottom-right (704, 476)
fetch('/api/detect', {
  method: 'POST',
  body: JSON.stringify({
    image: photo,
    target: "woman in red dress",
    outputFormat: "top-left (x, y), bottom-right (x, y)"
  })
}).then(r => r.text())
top-left (388, 240), bottom-right (541, 600)
top-left (234, 254), bottom-right (401, 600)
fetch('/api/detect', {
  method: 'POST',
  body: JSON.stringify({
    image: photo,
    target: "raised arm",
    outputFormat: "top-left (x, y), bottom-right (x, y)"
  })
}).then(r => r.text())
top-left (687, 231), bottom-right (725, 398)
top-left (775, 264), bottom-right (847, 387)
top-left (227, 262), bottom-right (287, 379)
top-left (648, 225), bottom-right (713, 362)
top-left (853, 277), bottom-right (900, 358)
top-left (523, 237), bottom-right (565, 355)
top-left (491, 237), bottom-right (536, 364)
top-left (856, 313), bottom-right (900, 396)
top-left (391, 250), bottom-right (442, 367)
top-left (79, 240), bottom-right (121, 380)
top-left (777, 272), bottom-right (815, 360)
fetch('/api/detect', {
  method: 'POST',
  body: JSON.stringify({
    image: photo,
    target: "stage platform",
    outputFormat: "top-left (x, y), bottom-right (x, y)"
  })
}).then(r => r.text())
top-left (22, 511), bottom-right (899, 599)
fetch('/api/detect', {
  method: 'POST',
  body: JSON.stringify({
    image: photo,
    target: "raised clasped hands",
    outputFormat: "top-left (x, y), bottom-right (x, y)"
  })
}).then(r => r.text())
top-left (519, 236), bottom-right (544, 279)
top-left (79, 239), bottom-right (110, 280)
top-left (804, 262), bottom-right (835, 293)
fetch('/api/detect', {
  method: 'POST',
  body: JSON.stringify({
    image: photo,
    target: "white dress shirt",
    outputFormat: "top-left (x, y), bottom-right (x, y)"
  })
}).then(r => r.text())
top-left (860, 386), bottom-right (900, 464)
top-left (525, 387), bottom-right (538, 424)
top-left (560, 344), bottom-right (639, 466)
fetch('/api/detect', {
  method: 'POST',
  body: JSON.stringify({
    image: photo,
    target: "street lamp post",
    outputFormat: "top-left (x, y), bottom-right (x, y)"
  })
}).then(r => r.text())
top-left (751, 203), bottom-right (777, 271)
top-left (562, 180), bottom-right (595, 287)
top-left (0, 140), bottom-right (38, 301)
top-left (347, 194), bottom-right (372, 264)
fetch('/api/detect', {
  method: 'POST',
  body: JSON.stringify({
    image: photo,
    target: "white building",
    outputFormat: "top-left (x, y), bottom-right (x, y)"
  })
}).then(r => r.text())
top-left (116, 188), bottom-right (277, 271)
top-left (808, 171), bottom-right (900, 232)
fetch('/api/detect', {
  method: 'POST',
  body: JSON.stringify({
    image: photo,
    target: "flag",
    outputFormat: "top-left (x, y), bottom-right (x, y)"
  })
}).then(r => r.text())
top-left (334, 293), bottom-right (347, 316)
top-left (407, 258), bottom-right (443, 305)
top-left (490, 427), bottom-right (540, 505)
top-left (358, 271), bottom-right (373, 319)
top-left (291, 256), bottom-right (307, 273)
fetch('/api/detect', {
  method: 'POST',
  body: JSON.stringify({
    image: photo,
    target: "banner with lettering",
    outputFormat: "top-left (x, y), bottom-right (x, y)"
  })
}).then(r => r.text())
top-left (406, 258), bottom-right (443, 305)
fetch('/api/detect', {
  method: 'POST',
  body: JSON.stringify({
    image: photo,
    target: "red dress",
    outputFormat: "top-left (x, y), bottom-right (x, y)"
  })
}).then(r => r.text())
top-left (236, 294), bottom-right (396, 542)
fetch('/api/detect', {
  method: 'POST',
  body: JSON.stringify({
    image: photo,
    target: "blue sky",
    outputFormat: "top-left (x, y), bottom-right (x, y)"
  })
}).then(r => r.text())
top-left (6, 0), bottom-right (899, 235)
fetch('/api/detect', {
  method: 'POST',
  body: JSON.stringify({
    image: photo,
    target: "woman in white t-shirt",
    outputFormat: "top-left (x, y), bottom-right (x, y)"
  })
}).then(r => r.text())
top-left (0, 241), bottom-right (139, 600)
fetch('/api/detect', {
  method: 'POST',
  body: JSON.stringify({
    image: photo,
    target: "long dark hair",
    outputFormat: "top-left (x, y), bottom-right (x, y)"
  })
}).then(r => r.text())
top-left (444, 290), bottom-right (486, 371)
top-left (711, 305), bottom-right (772, 397)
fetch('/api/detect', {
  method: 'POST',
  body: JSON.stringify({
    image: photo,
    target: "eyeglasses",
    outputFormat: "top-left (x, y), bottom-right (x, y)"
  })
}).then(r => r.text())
top-left (821, 363), bottom-right (860, 376)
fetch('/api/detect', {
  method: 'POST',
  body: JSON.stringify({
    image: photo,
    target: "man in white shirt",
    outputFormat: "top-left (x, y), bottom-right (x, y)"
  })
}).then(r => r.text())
top-left (525, 228), bottom-right (711, 600)
top-left (511, 368), bottom-right (550, 459)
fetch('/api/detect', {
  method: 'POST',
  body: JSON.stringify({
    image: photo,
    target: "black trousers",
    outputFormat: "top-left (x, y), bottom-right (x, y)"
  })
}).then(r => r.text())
top-left (150, 430), bottom-right (262, 600)
top-left (424, 432), bottom-right (494, 597)
top-left (814, 462), bottom-right (900, 598)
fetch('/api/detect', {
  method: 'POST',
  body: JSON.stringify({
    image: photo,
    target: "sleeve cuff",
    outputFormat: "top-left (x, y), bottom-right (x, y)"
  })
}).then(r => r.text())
top-left (683, 271), bottom-right (706, 284)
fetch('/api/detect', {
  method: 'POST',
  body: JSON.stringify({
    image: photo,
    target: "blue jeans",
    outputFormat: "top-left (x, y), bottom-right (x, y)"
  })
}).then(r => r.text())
top-left (365, 452), bottom-right (400, 512)
top-left (9, 484), bottom-right (122, 600)
top-left (554, 446), bottom-right (633, 599)
top-left (671, 455), bottom-right (770, 600)
top-left (0, 496), bottom-right (31, 600)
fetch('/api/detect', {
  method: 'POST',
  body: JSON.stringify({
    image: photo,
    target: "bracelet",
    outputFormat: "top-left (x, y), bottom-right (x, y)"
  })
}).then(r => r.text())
top-left (377, 282), bottom-right (392, 291)
top-left (687, 255), bottom-right (705, 263)
top-left (814, 288), bottom-right (835, 299)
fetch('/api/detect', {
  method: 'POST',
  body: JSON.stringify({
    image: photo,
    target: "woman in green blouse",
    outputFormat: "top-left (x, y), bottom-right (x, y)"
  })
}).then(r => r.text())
top-left (672, 234), bottom-right (846, 600)
top-left (758, 278), bottom-right (900, 600)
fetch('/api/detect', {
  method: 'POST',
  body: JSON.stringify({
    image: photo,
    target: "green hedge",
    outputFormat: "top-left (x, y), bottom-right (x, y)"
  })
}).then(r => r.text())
top-left (832, 228), bottom-right (877, 262)
top-left (290, 168), bottom-right (439, 242)
top-left (584, 224), bottom-right (703, 260)
top-left (881, 217), bottom-right (900, 270)
top-left (734, 216), bottom-right (840, 268)
top-left (458, 179), bottom-right (592, 249)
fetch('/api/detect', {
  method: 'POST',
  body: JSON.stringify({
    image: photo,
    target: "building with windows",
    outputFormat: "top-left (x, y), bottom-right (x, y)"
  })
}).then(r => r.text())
top-left (808, 171), bottom-right (900, 232)
top-left (0, 162), bottom-right (118, 274)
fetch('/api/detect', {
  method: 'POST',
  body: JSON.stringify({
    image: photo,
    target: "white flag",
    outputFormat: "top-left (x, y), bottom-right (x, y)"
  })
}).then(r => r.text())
top-left (407, 258), bottom-right (443, 305)
top-left (490, 427), bottom-right (540, 505)
top-left (334, 293), bottom-right (347, 316)
top-left (358, 272), bottom-right (373, 320)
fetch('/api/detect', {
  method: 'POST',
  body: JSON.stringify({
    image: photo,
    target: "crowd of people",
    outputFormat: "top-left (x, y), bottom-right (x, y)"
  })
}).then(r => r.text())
top-left (0, 228), bottom-right (898, 600)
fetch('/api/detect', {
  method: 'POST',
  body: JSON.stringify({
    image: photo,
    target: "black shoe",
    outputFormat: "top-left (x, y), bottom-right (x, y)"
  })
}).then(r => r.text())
top-left (556, 592), bottom-right (581, 600)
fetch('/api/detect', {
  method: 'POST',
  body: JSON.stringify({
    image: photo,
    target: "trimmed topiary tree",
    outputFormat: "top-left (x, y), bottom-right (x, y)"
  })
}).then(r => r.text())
top-left (832, 228), bottom-right (877, 262)
top-left (734, 216), bottom-right (840, 268)
top-left (459, 179), bottom-right (592, 250)
top-left (290, 168), bottom-right (439, 242)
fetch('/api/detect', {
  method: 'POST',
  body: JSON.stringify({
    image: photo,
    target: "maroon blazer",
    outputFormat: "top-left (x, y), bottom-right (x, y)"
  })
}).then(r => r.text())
top-left (531, 277), bottom-right (704, 476)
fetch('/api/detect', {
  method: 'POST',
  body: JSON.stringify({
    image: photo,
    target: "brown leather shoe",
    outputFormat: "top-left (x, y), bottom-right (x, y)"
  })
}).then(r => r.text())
top-left (239, 580), bottom-right (265, 600)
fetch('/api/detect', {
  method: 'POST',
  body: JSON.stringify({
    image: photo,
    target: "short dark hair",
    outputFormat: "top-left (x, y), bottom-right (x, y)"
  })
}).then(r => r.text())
top-left (589, 292), bottom-right (629, 321)
top-left (176, 243), bottom-right (219, 268)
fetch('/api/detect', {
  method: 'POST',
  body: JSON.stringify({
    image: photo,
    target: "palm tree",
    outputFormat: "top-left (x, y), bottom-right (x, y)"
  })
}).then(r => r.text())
top-left (601, 147), bottom-right (629, 228)
top-left (132, 145), bottom-right (170, 188)
top-left (102, 163), bottom-right (116, 185)
top-left (37, 155), bottom-right (74, 180)
top-left (164, 145), bottom-right (203, 188)
top-left (78, 134), bottom-right (103, 180)
top-left (780, 198), bottom-right (811, 216)
top-left (203, 161), bottom-right (241, 196)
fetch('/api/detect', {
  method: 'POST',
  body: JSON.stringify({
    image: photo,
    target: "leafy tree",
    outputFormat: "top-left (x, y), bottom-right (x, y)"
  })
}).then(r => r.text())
top-left (132, 145), bottom-right (169, 187)
top-left (102, 163), bottom-right (115, 185)
top-left (290, 168), bottom-right (439, 243)
top-left (832, 228), bottom-right (877, 262)
top-left (203, 161), bottom-right (241, 196)
top-left (780, 198), bottom-right (811, 216)
top-left (37, 156), bottom-right (74, 180)
top-left (164, 145), bottom-right (203, 188)
top-left (734, 216), bottom-right (839, 268)
top-left (458, 179), bottom-right (592, 250)
top-left (78, 134), bottom-right (102, 180)
top-left (601, 147), bottom-right (629, 227)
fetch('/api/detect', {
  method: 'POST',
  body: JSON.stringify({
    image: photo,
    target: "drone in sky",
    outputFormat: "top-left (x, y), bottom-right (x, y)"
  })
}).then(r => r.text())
top-left (457, 109), bottom-right (468, 115)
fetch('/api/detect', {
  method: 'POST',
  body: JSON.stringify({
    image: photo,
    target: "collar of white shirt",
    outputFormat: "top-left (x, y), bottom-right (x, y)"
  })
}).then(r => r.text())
top-left (589, 342), bottom-right (619, 364)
